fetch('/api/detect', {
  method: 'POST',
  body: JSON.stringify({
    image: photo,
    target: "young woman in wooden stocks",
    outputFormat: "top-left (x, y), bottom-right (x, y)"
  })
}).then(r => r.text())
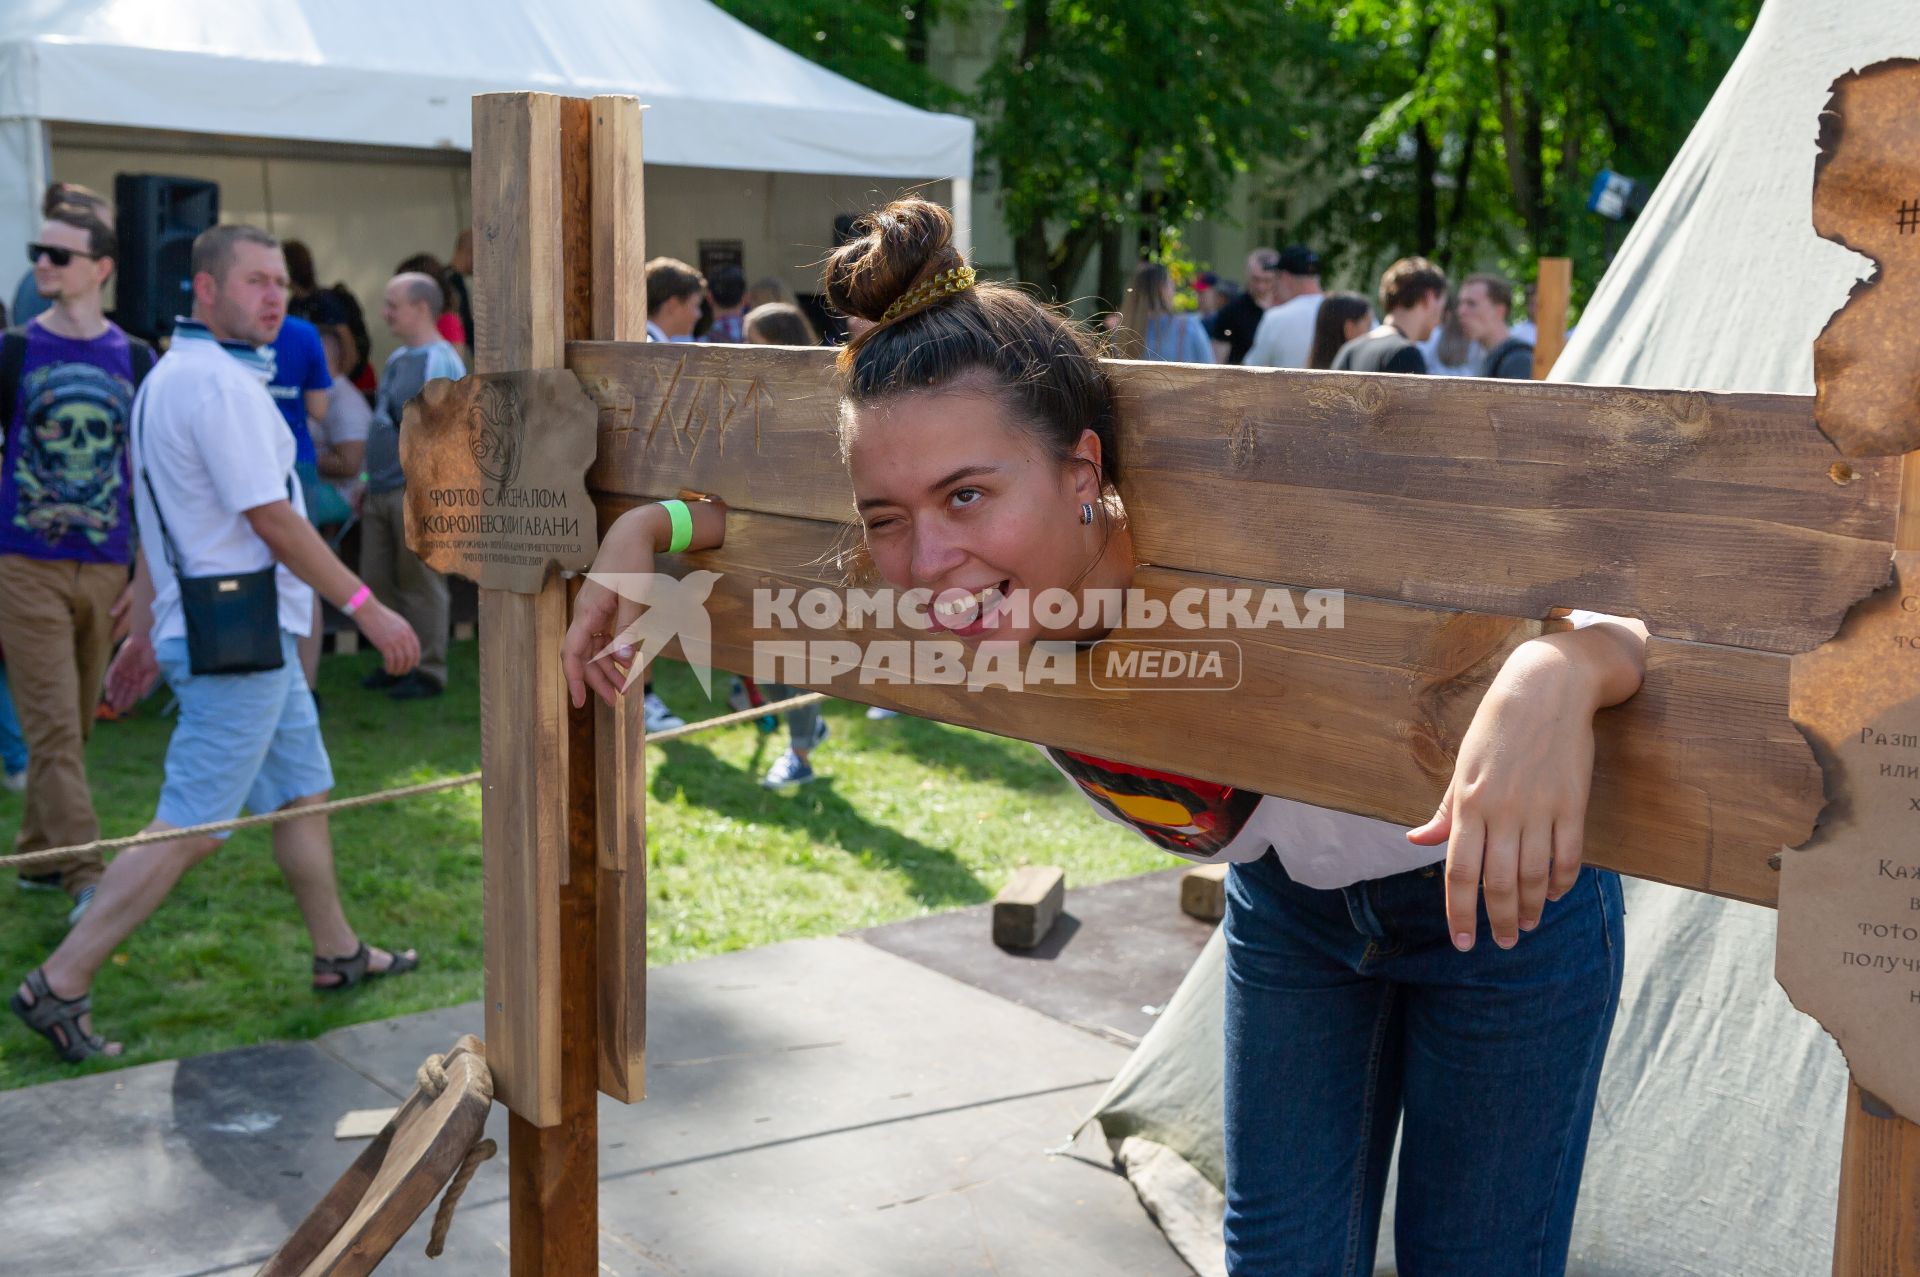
top-left (564, 200), bottom-right (1647, 1277)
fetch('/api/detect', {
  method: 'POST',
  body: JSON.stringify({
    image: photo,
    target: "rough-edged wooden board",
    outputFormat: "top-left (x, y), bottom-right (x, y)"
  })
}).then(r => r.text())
top-left (614, 501), bottom-right (1818, 906)
top-left (257, 1040), bottom-right (493, 1277)
top-left (474, 90), bottom-right (567, 1132)
top-left (588, 92), bottom-right (648, 1108)
top-left (1835, 1082), bottom-right (1920, 1274)
top-left (568, 341), bottom-right (1900, 653)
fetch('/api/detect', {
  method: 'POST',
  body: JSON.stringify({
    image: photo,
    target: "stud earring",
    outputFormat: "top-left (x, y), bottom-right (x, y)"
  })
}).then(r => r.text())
top-left (1080, 502), bottom-right (1094, 526)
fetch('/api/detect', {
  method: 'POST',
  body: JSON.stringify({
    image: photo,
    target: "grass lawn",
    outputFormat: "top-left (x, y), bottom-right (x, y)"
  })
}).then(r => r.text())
top-left (0, 641), bottom-right (1168, 1090)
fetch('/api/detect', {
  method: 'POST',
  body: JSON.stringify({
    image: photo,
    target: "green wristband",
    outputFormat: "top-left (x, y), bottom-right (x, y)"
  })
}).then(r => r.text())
top-left (661, 499), bottom-right (694, 554)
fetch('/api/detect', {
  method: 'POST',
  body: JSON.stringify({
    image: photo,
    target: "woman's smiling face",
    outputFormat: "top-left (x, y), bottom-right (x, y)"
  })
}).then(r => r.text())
top-left (845, 383), bottom-right (1113, 646)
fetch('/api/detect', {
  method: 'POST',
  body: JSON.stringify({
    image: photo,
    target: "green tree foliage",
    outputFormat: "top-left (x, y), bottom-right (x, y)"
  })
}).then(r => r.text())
top-left (975, 2), bottom-right (1296, 306)
top-left (709, 0), bottom-right (955, 111)
top-left (712, 0), bottom-right (1760, 302)
top-left (1252, 0), bottom-right (1761, 290)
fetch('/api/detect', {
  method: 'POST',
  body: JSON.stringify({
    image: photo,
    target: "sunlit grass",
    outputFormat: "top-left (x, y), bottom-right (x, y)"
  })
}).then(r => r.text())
top-left (0, 645), bottom-right (1163, 1088)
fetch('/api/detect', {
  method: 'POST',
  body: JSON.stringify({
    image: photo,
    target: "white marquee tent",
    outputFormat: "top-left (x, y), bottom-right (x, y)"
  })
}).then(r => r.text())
top-left (1084, 1), bottom-right (1900, 1272)
top-left (0, 0), bottom-right (973, 331)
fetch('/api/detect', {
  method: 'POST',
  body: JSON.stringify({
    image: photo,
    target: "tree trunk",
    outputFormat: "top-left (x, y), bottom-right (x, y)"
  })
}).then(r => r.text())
top-left (1096, 219), bottom-right (1128, 314)
top-left (1052, 219), bottom-right (1102, 302)
top-left (1414, 22), bottom-right (1440, 256)
top-left (1440, 116), bottom-right (1481, 269)
top-left (1416, 124), bottom-right (1440, 255)
top-left (1490, 5), bottom-right (1533, 225)
top-left (1014, 221), bottom-right (1054, 295)
top-left (905, 3), bottom-right (929, 65)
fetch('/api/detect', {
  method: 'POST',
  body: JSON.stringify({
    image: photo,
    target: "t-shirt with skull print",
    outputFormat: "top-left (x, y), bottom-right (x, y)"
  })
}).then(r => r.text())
top-left (0, 321), bottom-right (138, 563)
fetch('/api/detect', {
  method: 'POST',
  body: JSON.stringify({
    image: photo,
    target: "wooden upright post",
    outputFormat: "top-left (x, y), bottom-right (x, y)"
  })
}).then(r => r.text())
top-left (1531, 256), bottom-right (1571, 379)
top-left (588, 94), bottom-right (650, 1103)
top-left (473, 91), bottom-right (601, 1276)
top-left (1832, 453), bottom-right (1920, 1275)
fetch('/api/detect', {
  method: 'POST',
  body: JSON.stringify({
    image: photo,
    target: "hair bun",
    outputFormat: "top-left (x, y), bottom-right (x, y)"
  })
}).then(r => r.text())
top-left (823, 198), bottom-right (964, 324)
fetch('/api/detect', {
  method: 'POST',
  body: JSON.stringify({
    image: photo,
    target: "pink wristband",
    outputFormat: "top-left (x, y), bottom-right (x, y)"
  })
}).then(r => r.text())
top-left (343, 584), bottom-right (373, 615)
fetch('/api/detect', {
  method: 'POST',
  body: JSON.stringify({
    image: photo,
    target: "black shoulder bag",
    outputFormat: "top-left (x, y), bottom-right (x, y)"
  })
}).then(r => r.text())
top-left (134, 390), bottom-right (288, 675)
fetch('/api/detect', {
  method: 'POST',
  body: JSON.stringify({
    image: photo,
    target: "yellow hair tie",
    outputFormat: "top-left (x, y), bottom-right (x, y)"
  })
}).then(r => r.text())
top-left (880, 265), bottom-right (977, 323)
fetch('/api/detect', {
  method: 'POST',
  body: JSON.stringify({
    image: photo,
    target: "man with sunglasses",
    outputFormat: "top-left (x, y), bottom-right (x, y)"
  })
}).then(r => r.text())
top-left (9, 183), bottom-right (112, 330)
top-left (0, 205), bottom-right (154, 918)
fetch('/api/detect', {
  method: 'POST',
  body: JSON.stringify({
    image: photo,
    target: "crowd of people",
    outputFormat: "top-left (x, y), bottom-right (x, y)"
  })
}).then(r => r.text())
top-left (1, 186), bottom-right (440, 1063)
top-left (1127, 241), bottom-right (1543, 380)
top-left (1, 172), bottom-right (1555, 1070)
top-left (0, 199), bottom-right (886, 1063)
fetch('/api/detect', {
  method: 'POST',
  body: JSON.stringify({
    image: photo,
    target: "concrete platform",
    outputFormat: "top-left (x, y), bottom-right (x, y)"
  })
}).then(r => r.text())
top-left (858, 867), bottom-right (1214, 1046)
top-left (0, 874), bottom-right (1212, 1276)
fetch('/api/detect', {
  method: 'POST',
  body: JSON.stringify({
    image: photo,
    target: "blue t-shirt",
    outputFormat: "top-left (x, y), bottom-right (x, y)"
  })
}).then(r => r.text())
top-left (264, 315), bottom-right (332, 464)
top-left (1144, 313), bottom-right (1215, 364)
top-left (0, 321), bottom-right (137, 563)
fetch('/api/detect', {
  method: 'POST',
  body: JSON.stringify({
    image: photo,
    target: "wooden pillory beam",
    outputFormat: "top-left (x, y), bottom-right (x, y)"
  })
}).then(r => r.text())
top-left (424, 85), bottom-right (1920, 1275)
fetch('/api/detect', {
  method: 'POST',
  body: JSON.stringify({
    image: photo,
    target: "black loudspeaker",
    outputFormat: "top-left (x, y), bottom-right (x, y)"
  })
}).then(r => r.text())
top-left (113, 174), bottom-right (219, 342)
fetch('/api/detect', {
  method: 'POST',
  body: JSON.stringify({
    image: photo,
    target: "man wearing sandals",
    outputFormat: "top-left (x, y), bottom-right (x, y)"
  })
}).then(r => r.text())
top-left (10, 225), bottom-right (424, 1062)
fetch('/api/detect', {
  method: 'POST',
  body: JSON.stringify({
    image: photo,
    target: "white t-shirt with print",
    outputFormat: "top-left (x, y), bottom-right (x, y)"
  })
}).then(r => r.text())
top-left (132, 328), bottom-right (314, 643)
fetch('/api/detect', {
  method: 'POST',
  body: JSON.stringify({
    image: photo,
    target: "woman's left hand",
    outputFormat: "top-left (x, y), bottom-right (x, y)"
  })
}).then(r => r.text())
top-left (1407, 623), bottom-right (1644, 952)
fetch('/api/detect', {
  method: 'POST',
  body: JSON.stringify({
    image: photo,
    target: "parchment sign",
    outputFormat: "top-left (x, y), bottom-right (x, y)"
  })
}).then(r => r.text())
top-left (400, 370), bottom-right (599, 594)
top-left (1777, 56), bottom-right (1920, 1126)
top-left (1777, 554), bottom-right (1920, 1125)
top-left (1811, 56), bottom-right (1920, 457)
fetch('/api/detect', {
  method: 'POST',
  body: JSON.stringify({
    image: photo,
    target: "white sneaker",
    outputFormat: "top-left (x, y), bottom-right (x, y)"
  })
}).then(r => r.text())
top-left (865, 705), bottom-right (898, 720)
top-left (643, 692), bottom-right (685, 733)
top-left (1, 767), bottom-right (24, 793)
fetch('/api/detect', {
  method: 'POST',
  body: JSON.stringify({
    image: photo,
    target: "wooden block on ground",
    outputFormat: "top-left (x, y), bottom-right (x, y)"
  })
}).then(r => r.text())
top-left (993, 865), bottom-right (1065, 949)
top-left (1180, 863), bottom-right (1229, 923)
top-left (334, 1107), bottom-right (399, 1141)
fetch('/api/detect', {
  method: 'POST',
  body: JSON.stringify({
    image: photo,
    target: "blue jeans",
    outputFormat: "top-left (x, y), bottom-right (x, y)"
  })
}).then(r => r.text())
top-left (0, 663), bottom-right (26, 775)
top-left (1223, 851), bottom-right (1624, 1276)
top-left (761, 682), bottom-right (823, 752)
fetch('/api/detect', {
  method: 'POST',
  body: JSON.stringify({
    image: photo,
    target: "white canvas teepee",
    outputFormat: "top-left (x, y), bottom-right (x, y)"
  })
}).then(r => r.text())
top-left (1082, 1), bottom-right (1908, 1271)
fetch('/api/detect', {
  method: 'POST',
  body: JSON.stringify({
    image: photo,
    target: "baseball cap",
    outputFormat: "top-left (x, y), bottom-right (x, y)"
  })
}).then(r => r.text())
top-left (1277, 245), bottom-right (1320, 275)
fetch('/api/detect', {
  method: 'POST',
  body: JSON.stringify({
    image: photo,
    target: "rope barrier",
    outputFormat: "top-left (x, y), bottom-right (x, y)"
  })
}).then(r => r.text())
top-left (0, 692), bottom-right (829, 872)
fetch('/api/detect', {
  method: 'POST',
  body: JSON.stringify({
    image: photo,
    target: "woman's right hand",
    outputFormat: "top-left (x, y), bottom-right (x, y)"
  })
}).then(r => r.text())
top-left (563, 506), bottom-right (664, 709)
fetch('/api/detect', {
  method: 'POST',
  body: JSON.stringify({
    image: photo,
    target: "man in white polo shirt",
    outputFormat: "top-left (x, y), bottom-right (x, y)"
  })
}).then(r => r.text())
top-left (8, 225), bottom-right (424, 1063)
